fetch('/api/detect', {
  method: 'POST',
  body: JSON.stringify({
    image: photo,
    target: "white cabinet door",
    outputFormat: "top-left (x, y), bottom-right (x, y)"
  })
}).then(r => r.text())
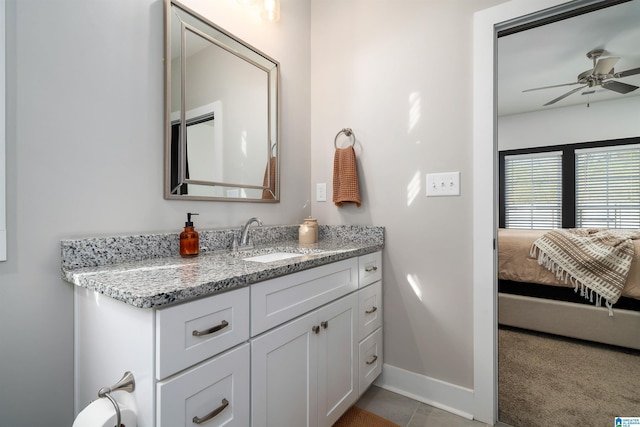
top-left (358, 327), bottom-right (383, 395)
top-left (317, 293), bottom-right (358, 427)
top-left (251, 310), bottom-right (319, 427)
top-left (156, 287), bottom-right (249, 380)
top-left (157, 343), bottom-right (250, 427)
top-left (358, 281), bottom-right (382, 340)
top-left (251, 293), bottom-right (359, 427)
top-left (358, 251), bottom-right (382, 288)
top-left (251, 258), bottom-right (358, 336)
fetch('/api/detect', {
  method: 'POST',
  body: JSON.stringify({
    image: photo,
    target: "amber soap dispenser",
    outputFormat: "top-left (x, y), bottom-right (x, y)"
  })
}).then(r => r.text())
top-left (180, 212), bottom-right (199, 258)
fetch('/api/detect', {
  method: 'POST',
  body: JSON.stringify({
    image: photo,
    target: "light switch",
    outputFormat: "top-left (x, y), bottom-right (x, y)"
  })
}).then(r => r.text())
top-left (316, 183), bottom-right (327, 202)
top-left (426, 172), bottom-right (460, 197)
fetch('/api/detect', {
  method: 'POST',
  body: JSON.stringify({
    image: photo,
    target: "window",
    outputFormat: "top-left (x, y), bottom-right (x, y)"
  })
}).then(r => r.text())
top-left (575, 144), bottom-right (640, 228)
top-left (503, 152), bottom-right (562, 229)
top-left (500, 138), bottom-right (640, 230)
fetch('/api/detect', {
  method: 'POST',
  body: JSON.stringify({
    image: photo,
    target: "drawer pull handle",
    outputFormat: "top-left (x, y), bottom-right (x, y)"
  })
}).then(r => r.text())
top-left (366, 355), bottom-right (378, 365)
top-left (365, 306), bottom-right (378, 315)
top-left (192, 398), bottom-right (229, 424)
top-left (365, 265), bottom-right (378, 272)
top-left (192, 320), bottom-right (229, 337)
top-left (321, 321), bottom-right (328, 329)
top-left (312, 325), bottom-right (320, 334)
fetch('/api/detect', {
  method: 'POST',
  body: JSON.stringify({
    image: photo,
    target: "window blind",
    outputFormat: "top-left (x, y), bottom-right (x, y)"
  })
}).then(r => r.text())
top-left (575, 144), bottom-right (640, 229)
top-left (504, 152), bottom-right (562, 229)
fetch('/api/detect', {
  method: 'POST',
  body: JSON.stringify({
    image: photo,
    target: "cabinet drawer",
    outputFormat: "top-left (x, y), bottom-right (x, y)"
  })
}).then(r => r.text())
top-left (358, 252), bottom-right (382, 288)
top-left (157, 343), bottom-right (250, 427)
top-left (359, 327), bottom-right (382, 395)
top-left (359, 281), bottom-right (382, 340)
top-left (251, 258), bottom-right (358, 336)
top-left (156, 287), bottom-right (249, 379)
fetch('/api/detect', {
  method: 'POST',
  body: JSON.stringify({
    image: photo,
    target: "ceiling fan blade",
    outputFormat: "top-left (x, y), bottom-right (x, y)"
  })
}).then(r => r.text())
top-left (616, 67), bottom-right (640, 78)
top-left (602, 80), bottom-right (639, 94)
top-left (543, 85), bottom-right (588, 106)
top-left (593, 56), bottom-right (619, 75)
top-left (522, 82), bottom-right (579, 93)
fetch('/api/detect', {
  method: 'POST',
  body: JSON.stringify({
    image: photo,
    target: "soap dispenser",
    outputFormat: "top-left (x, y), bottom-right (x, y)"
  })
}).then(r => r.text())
top-left (180, 213), bottom-right (199, 258)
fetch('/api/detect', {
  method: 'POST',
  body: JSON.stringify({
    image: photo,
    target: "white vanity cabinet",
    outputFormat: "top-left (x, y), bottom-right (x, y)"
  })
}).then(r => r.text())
top-left (74, 251), bottom-right (382, 427)
top-left (250, 258), bottom-right (359, 427)
top-left (155, 288), bottom-right (250, 426)
top-left (251, 292), bottom-right (358, 427)
top-left (250, 253), bottom-right (383, 427)
top-left (74, 286), bottom-right (250, 427)
top-left (357, 252), bottom-right (383, 394)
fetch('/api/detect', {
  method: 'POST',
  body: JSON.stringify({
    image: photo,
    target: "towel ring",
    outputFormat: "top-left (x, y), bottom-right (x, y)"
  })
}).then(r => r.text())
top-left (334, 128), bottom-right (356, 149)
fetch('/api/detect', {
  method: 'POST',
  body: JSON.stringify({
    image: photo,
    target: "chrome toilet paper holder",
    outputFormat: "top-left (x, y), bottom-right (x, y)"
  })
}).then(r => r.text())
top-left (97, 371), bottom-right (135, 427)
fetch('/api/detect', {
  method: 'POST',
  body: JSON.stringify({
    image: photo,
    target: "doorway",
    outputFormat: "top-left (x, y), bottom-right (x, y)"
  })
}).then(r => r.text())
top-left (473, 0), bottom-right (640, 425)
top-left (472, 0), bottom-right (640, 424)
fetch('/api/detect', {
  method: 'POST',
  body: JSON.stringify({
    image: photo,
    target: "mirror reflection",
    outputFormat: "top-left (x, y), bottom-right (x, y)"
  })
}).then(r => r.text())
top-left (165, 0), bottom-right (279, 201)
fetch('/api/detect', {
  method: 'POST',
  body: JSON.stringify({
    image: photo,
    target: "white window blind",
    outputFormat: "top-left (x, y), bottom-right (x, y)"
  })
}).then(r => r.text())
top-left (504, 152), bottom-right (562, 229)
top-left (576, 144), bottom-right (640, 229)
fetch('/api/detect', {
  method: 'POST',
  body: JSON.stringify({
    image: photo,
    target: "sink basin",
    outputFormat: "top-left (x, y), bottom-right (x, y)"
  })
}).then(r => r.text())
top-left (243, 252), bottom-right (303, 263)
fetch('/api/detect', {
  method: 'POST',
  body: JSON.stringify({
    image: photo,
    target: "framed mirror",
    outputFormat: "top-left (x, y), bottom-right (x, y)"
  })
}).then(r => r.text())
top-left (164, 0), bottom-right (280, 201)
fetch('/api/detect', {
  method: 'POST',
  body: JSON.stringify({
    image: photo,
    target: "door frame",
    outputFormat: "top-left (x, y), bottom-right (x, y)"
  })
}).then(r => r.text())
top-left (471, 0), bottom-right (604, 423)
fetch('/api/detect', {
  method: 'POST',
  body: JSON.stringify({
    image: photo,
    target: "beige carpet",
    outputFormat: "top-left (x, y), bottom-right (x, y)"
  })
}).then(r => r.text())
top-left (333, 405), bottom-right (400, 427)
top-left (499, 326), bottom-right (640, 427)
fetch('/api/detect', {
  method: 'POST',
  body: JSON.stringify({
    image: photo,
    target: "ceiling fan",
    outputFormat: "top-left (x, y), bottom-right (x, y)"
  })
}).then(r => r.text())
top-left (523, 49), bottom-right (640, 106)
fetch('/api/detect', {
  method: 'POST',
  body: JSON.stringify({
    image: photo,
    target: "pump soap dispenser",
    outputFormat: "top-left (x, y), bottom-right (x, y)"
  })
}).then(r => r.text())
top-left (180, 213), bottom-right (199, 258)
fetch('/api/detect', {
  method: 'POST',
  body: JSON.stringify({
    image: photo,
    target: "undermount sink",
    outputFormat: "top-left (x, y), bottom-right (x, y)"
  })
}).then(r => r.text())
top-left (242, 252), bottom-right (303, 263)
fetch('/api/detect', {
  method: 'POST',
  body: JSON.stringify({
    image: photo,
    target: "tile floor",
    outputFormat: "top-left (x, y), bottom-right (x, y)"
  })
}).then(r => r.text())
top-left (354, 386), bottom-right (511, 427)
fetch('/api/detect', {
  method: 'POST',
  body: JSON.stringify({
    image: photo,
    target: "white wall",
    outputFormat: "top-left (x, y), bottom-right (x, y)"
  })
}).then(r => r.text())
top-left (310, 0), bottom-right (505, 410)
top-left (0, 0), bottom-right (310, 424)
top-left (499, 96), bottom-right (640, 150)
top-left (0, 0), bottom-right (5, 261)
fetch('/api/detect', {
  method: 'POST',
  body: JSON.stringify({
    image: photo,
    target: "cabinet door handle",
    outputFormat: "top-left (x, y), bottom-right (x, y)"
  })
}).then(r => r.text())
top-left (321, 321), bottom-right (328, 329)
top-left (365, 306), bottom-right (378, 315)
top-left (192, 398), bottom-right (229, 424)
top-left (365, 265), bottom-right (378, 272)
top-left (366, 355), bottom-right (378, 365)
top-left (312, 325), bottom-right (320, 334)
top-left (192, 320), bottom-right (229, 337)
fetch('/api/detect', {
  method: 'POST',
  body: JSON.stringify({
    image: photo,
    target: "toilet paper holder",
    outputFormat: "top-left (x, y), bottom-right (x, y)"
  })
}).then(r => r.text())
top-left (97, 371), bottom-right (135, 427)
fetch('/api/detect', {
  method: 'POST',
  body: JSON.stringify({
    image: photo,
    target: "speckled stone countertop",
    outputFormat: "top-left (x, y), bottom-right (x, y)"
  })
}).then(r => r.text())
top-left (61, 225), bottom-right (384, 309)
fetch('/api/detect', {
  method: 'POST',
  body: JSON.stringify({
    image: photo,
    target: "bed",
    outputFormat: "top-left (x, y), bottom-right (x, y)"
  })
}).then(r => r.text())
top-left (498, 228), bottom-right (640, 350)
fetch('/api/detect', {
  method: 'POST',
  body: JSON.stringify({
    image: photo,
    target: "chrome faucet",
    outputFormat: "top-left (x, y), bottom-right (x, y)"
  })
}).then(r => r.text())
top-left (240, 217), bottom-right (263, 247)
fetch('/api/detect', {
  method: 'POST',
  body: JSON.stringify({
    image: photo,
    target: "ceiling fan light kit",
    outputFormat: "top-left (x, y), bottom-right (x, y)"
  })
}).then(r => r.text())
top-left (523, 48), bottom-right (640, 106)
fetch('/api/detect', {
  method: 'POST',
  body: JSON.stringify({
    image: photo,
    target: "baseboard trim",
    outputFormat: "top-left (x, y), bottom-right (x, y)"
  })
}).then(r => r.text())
top-left (374, 363), bottom-right (474, 420)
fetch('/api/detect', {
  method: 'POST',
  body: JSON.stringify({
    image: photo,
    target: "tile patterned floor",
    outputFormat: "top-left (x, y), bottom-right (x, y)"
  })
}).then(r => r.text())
top-left (354, 386), bottom-right (511, 427)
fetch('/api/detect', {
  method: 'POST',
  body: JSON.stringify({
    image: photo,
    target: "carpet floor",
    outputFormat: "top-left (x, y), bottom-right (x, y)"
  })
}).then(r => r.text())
top-left (333, 405), bottom-right (401, 427)
top-left (498, 326), bottom-right (640, 427)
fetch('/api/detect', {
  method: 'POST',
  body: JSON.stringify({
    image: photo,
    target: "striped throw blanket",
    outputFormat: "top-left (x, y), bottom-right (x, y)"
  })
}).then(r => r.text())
top-left (530, 228), bottom-right (640, 315)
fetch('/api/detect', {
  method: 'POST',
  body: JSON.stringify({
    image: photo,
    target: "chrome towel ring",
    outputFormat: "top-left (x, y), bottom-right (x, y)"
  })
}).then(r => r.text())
top-left (334, 128), bottom-right (356, 149)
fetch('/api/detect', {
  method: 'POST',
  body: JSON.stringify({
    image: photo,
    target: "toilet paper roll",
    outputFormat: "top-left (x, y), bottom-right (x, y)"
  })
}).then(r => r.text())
top-left (73, 398), bottom-right (136, 427)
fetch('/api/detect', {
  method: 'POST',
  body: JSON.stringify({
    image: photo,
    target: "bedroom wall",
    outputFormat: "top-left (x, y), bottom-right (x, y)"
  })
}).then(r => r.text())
top-left (310, 0), bottom-right (506, 410)
top-left (499, 95), bottom-right (640, 150)
top-left (0, 0), bottom-right (310, 424)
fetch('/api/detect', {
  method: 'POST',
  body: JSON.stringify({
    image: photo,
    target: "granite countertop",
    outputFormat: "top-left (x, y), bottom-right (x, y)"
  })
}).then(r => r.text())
top-left (61, 225), bottom-right (384, 309)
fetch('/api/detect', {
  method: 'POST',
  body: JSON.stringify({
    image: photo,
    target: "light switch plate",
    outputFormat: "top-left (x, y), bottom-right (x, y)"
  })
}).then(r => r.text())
top-left (316, 183), bottom-right (327, 202)
top-left (426, 172), bottom-right (460, 197)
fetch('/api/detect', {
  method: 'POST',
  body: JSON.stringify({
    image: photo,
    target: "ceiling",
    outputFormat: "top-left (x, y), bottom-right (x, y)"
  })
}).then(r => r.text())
top-left (497, 0), bottom-right (640, 117)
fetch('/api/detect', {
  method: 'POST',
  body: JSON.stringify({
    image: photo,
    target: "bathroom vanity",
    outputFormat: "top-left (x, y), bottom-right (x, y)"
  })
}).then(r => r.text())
top-left (63, 225), bottom-right (383, 427)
